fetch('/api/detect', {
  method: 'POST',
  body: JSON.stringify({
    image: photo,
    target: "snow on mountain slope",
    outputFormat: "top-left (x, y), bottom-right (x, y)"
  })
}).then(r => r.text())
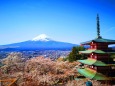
top-left (32, 34), bottom-right (51, 41)
top-left (0, 34), bottom-right (78, 50)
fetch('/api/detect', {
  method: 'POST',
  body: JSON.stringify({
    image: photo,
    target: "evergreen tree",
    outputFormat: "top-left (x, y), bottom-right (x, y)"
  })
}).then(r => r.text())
top-left (68, 46), bottom-right (85, 62)
top-left (68, 47), bottom-right (77, 62)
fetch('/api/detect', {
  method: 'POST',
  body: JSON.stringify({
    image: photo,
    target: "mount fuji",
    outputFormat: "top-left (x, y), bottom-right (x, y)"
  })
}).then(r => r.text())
top-left (32, 34), bottom-right (51, 41)
top-left (0, 34), bottom-right (78, 51)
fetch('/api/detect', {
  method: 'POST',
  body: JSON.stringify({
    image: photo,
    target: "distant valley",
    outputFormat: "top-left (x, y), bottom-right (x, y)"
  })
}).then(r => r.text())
top-left (0, 34), bottom-right (77, 59)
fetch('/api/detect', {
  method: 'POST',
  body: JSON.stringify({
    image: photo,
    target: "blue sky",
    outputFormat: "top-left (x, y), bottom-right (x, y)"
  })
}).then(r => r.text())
top-left (0, 0), bottom-right (115, 45)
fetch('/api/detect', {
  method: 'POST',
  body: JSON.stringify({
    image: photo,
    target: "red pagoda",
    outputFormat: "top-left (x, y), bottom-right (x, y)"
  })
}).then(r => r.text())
top-left (77, 14), bottom-right (115, 83)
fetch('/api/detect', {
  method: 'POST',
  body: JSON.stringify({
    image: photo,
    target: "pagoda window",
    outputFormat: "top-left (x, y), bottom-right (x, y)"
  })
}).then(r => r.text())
top-left (91, 55), bottom-right (92, 58)
top-left (95, 45), bottom-right (97, 49)
top-left (94, 66), bottom-right (97, 70)
top-left (91, 53), bottom-right (94, 58)
top-left (112, 66), bottom-right (115, 69)
top-left (95, 55), bottom-right (97, 59)
top-left (91, 66), bottom-right (93, 68)
top-left (91, 45), bottom-right (95, 49)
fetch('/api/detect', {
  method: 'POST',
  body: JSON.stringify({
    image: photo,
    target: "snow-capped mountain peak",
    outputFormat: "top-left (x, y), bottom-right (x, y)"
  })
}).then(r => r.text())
top-left (32, 34), bottom-right (51, 41)
top-left (0, 34), bottom-right (77, 51)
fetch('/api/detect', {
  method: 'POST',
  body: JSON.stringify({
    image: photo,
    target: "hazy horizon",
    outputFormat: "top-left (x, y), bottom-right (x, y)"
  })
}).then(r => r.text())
top-left (0, 0), bottom-right (115, 45)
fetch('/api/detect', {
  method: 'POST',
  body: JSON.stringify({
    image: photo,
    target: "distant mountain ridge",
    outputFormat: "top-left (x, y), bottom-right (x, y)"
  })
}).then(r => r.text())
top-left (0, 34), bottom-right (78, 51)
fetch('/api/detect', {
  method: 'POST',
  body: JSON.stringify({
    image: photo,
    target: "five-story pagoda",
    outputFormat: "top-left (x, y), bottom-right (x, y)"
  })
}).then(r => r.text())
top-left (77, 14), bottom-right (115, 83)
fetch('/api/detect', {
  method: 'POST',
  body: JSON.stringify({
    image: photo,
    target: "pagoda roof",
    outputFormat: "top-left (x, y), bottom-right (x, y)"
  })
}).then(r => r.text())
top-left (79, 49), bottom-right (106, 54)
top-left (108, 64), bottom-right (115, 66)
top-left (77, 68), bottom-right (112, 80)
top-left (81, 38), bottom-right (115, 45)
top-left (78, 58), bottom-right (108, 66)
top-left (79, 49), bottom-right (115, 54)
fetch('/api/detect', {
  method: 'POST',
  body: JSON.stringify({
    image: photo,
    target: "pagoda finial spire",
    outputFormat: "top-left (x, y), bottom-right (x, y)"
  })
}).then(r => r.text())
top-left (97, 14), bottom-right (102, 38)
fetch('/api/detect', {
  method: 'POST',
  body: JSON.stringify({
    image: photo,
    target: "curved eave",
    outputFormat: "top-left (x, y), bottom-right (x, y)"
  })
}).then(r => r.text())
top-left (81, 38), bottom-right (115, 45)
top-left (107, 52), bottom-right (115, 54)
top-left (108, 64), bottom-right (115, 66)
top-left (81, 40), bottom-right (91, 45)
top-left (77, 68), bottom-right (112, 80)
top-left (79, 49), bottom-right (106, 54)
top-left (78, 58), bottom-right (108, 66)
